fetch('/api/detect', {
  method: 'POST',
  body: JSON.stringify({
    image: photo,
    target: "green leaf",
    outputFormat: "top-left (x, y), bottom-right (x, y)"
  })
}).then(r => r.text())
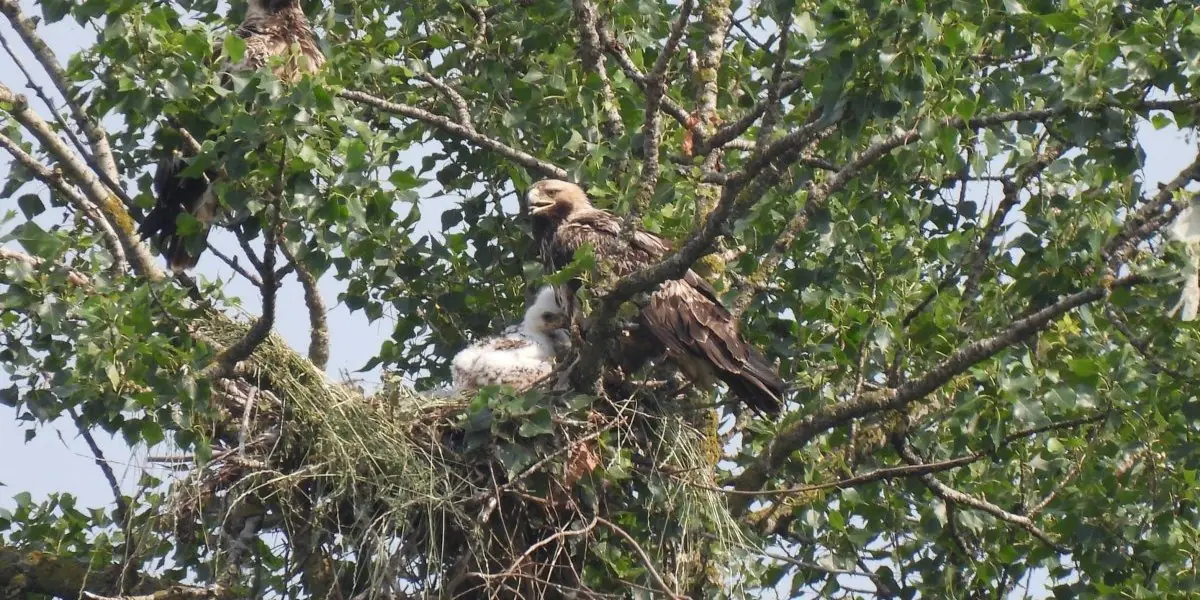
top-left (17, 194), bottom-right (45, 219)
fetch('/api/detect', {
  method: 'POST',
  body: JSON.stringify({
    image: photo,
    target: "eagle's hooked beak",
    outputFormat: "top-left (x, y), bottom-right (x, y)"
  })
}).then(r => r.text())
top-left (528, 189), bottom-right (555, 214)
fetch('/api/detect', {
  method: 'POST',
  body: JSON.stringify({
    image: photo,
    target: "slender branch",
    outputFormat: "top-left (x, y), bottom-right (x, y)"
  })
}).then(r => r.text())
top-left (728, 275), bottom-right (1144, 509)
top-left (632, 0), bottom-right (694, 211)
top-left (0, 247), bottom-right (92, 287)
top-left (896, 440), bottom-right (1065, 552)
top-left (337, 89), bottom-right (568, 180)
top-left (0, 0), bottom-right (118, 181)
top-left (596, 26), bottom-right (694, 135)
top-left (279, 243), bottom-right (329, 370)
top-left (718, 412), bottom-right (1106, 499)
top-left (961, 145), bottom-right (1064, 303)
top-left (595, 517), bottom-right (686, 600)
top-left (67, 407), bottom-right (129, 521)
top-left (571, 0), bottom-right (624, 138)
top-left (199, 158), bottom-right (284, 381)
top-left (418, 73), bottom-right (475, 132)
top-left (1101, 151), bottom-right (1200, 271)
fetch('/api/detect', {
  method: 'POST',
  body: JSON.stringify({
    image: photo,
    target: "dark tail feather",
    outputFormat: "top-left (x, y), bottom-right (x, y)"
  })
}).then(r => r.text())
top-left (721, 348), bottom-right (786, 416)
top-left (143, 154), bottom-right (212, 272)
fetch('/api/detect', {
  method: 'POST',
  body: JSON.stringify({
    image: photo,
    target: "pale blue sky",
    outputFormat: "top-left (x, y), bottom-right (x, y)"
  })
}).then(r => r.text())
top-left (1, 1), bottom-right (1197, 597)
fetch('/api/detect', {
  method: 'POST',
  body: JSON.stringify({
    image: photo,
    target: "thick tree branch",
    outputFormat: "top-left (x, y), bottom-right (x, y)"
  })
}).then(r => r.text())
top-left (280, 243), bottom-right (329, 370)
top-left (0, 83), bottom-right (160, 278)
top-left (0, 0), bottom-right (118, 182)
top-left (896, 441), bottom-right (1065, 552)
top-left (0, 130), bottom-right (126, 266)
top-left (0, 544), bottom-right (211, 600)
top-left (728, 275), bottom-right (1144, 510)
top-left (337, 89), bottom-right (568, 180)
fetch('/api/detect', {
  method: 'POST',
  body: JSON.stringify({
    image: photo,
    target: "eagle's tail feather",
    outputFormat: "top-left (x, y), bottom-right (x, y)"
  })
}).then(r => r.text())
top-left (143, 154), bottom-right (213, 272)
top-left (720, 347), bottom-right (786, 416)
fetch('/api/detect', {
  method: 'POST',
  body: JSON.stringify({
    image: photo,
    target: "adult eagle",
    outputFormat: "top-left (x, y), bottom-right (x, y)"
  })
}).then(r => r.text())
top-left (452, 286), bottom-right (569, 393)
top-left (140, 0), bottom-right (326, 272)
top-left (528, 179), bottom-right (785, 415)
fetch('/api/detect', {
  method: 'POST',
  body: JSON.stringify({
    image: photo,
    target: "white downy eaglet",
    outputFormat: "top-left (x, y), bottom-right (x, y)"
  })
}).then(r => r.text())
top-left (451, 286), bottom-right (568, 393)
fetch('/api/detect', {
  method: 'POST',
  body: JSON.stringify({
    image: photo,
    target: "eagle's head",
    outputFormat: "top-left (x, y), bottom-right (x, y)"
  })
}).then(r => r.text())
top-left (523, 285), bottom-right (568, 334)
top-left (527, 179), bottom-right (591, 221)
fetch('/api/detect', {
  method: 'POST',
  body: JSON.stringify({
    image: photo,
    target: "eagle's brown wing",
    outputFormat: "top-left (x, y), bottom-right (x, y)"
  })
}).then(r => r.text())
top-left (551, 210), bottom-right (785, 415)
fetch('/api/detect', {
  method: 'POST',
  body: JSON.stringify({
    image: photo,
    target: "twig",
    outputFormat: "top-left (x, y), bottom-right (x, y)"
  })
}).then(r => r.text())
top-left (337, 89), bottom-right (568, 180)
top-left (710, 413), bottom-right (1107, 498)
top-left (595, 517), bottom-right (686, 600)
top-left (895, 440), bottom-right (1066, 552)
top-left (67, 407), bottom-right (128, 521)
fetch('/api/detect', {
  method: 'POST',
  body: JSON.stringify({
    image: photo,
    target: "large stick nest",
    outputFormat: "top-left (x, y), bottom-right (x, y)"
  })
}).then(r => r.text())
top-left (163, 312), bottom-right (749, 599)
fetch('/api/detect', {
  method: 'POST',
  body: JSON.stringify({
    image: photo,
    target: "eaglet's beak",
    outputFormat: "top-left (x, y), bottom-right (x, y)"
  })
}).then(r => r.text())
top-left (527, 189), bottom-right (555, 214)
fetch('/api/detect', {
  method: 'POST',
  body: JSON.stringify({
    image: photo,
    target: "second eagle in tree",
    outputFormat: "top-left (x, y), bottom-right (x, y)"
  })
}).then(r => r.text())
top-left (140, 0), bottom-right (326, 272)
top-left (528, 179), bottom-right (786, 415)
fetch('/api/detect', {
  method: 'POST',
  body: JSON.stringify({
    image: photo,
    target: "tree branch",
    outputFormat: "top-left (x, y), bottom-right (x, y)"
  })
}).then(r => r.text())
top-left (571, 0), bottom-right (624, 139)
top-left (632, 0), bottom-right (694, 211)
top-left (280, 243), bottom-right (329, 370)
top-left (895, 440), bottom-right (1065, 552)
top-left (0, 83), bottom-right (160, 278)
top-left (337, 89), bottom-right (568, 180)
top-left (1101, 150), bottom-right (1200, 271)
top-left (0, 0), bottom-right (118, 182)
top-left (596, 517), bottom-right (686, 600)
top-left (0, 130), bottom-right (126, 267)
top-left (0, 544), bottom-right (210, 600)
top-left (417, 72), bottom-right (475, 132)
top-left (728, 275), bottom-right (1144, 510)
top-left (67, 406), bottom-right (129, 521)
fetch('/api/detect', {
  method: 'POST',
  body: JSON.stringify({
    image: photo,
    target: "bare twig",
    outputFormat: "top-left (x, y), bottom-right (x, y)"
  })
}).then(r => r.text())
top-left (337, 89), bottom-right (568, 180)
top-left (67, 407), bottom-right (128, 520)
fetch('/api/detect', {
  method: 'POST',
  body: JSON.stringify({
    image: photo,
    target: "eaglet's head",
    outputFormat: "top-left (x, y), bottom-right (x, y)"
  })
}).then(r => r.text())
top-left (527, 179), bottom-right (592, 221)
top-left (523, 286), bottom-right (567, 334)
